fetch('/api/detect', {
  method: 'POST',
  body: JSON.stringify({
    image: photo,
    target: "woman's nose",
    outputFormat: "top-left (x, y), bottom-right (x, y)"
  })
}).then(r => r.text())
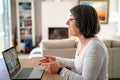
top-left (66, 20), bottom-right (69, 25)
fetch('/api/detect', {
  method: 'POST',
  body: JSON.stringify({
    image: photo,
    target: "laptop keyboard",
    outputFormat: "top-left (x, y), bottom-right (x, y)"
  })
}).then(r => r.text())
top-left (15, 68), bottom-right (33, 78)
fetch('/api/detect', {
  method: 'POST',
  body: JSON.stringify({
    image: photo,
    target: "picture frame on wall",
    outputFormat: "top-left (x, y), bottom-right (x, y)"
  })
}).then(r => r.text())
top-left (78, 0), bottom-right (109, 24)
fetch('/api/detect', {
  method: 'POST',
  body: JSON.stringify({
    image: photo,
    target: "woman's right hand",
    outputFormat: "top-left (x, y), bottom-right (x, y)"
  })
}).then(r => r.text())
top-left (39, 55), bottom-right (56, 65)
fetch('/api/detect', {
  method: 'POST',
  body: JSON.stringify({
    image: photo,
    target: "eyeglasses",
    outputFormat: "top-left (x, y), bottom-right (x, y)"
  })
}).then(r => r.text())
top-left (68, 18), bottom-right (75, 21)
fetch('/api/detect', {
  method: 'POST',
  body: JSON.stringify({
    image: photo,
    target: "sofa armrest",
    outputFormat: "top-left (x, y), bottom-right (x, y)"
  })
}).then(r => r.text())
top-left (40, 38), bottom-right (76, 49)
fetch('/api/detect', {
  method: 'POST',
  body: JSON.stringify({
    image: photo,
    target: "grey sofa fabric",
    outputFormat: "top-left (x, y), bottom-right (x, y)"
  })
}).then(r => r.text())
top-left (40, 38), bottom-right (120, 78)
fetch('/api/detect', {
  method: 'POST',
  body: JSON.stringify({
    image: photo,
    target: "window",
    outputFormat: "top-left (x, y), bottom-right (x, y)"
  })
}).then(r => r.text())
top-left (0, 0), bottom-right (11, 58)
top-left (0, 0), bottom-right (4, 58)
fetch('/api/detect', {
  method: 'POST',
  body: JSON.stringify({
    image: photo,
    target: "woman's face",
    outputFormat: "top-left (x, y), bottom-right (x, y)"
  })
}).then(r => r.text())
top-left (66, 13), bottom-right (80, 36)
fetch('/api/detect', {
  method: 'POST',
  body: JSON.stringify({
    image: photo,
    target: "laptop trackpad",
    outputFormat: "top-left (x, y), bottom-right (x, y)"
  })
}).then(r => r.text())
top-left (29, 67), bottom-right (45, 78)
top-left (15, 68), bottom-right (33, 79)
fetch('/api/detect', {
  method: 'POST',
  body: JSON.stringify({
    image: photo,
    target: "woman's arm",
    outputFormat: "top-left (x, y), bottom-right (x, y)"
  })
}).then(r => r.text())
top-left (56, 57), bottom-right (75, 69)
top-left (59, 49), bottom-right (106, 80)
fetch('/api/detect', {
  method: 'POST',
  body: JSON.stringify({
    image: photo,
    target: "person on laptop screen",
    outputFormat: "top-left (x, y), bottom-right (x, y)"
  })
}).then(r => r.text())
top-left (5, 51), bottom-right (19, 74)
top-left (39, 5), bottom-right (109, 80)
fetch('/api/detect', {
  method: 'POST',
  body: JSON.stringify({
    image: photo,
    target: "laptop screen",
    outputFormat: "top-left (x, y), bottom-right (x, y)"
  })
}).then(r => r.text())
top-left (2, 47), bottom-right (21, 77)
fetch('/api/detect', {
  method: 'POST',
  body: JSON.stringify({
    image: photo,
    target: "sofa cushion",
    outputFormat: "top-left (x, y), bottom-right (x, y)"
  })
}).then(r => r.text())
top-left (111, 40), bottom-right (120, 47)
top-left (41, 38), bottom-right (76, 49)
top-left (29, 47), bottom-right (43, 58)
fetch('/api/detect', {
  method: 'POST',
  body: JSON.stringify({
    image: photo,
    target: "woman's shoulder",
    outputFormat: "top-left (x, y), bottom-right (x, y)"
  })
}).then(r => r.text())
top-left (88, 37), bottom-right (106, 49)
top-left (82, 37), bottom-right (108, 59)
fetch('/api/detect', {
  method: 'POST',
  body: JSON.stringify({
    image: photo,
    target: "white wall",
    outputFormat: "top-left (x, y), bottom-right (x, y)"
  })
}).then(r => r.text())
top-left (41, 1), bottom-right (72, 40)
top-left (117, 0), bottom-right (120, 34)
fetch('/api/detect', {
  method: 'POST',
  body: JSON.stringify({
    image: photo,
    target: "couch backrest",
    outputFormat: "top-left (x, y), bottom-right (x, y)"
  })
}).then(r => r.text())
top-left (41, 38), bottom-right (76, 49)
top-left (111, 40), bottom-right (120, 48)
top-left (103, 40), bottom-right (111, 48)
top-left (40, 38), bottom-right (120, 49)
top-left (103, 39), bottom-right (120, 48)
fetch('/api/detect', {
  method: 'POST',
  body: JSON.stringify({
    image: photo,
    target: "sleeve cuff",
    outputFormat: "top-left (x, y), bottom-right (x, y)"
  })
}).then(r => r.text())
top-left (56, 57), bottom-right (61, 64)
top-left (59, 67), bottom-right (68, 76)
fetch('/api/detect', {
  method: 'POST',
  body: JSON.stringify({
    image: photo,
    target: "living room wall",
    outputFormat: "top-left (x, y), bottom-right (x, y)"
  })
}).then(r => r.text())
top-left (10, 0), bottom-right (120, 41)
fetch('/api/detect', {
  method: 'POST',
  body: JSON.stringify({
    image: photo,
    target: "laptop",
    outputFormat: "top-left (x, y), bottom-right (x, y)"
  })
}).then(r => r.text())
top-left (2, 47), bottom-right (45, 80)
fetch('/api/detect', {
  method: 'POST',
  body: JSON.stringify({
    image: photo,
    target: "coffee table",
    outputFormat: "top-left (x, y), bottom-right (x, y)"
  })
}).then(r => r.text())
top-left (0, 58), bottom-right (63, 80)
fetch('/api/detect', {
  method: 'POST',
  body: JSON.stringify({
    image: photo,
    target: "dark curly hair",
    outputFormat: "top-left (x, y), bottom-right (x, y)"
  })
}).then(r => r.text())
top-left (70, 5), bottom-right (100, 38)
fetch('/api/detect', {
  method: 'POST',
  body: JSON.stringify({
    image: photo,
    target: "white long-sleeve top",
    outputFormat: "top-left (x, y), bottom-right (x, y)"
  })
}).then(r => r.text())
top-left (56, 37), bottom-right (109, 80)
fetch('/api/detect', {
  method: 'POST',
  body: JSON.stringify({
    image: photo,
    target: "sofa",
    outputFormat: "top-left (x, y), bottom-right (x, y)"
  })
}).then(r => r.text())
top-left (40, 38), bottom-right (120, 79)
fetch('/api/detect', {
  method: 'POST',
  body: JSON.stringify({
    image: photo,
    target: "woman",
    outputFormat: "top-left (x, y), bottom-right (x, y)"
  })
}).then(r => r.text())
top-left (39, 5), bottom-right (109, 80)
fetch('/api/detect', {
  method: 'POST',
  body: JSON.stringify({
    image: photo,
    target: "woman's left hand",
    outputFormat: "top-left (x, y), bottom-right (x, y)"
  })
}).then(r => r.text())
top-left (40, 61), bottom-right (61, 74)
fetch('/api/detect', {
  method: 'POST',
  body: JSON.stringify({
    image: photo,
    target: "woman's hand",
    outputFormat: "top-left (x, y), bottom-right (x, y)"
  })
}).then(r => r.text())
top-left (40, 61), bottom-right (62, 74)
top-left (39, 55), bottom-right (56, 65)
